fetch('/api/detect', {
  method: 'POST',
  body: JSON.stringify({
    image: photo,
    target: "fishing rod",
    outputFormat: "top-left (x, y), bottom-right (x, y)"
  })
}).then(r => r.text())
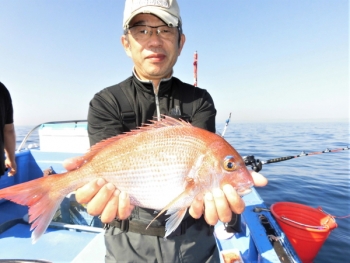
top-left (244, 146), bottom-right (350, 172)
top-left (218, 113), bottom-right (349, 171)
top-left (221, 112), bottom-right (231, 138)
top-left (193, 51), bottom-right (198, 87)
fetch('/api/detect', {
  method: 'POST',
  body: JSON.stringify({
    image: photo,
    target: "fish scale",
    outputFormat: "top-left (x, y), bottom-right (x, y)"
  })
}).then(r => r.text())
top-left (92, 131), bottom-right (206, 209)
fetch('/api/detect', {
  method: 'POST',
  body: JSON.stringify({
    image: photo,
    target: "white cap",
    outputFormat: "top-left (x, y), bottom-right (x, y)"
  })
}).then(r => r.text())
top-left (123, 0), bottom-right (181, 29)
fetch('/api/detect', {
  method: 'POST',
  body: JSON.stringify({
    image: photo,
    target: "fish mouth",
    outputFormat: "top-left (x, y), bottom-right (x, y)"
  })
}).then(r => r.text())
top-left (236, 182), bottom-right (254, 196)
top-left (237, 188), bottom-right (252, 196)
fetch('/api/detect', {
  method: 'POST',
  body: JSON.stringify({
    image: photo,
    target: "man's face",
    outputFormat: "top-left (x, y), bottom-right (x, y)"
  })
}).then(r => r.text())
top-left (122, 14), bottom-right (185, 83)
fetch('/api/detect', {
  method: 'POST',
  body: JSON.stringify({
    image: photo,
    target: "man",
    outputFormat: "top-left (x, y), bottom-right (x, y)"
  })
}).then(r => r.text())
top-left (0, 82), bottom-right (16, 177)
top-left (71, 1), bottom-right (267, 262)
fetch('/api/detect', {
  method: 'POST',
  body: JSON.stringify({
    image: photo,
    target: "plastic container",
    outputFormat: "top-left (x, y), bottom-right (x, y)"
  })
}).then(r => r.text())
top-left (271, 202), bottom-right (337, 263)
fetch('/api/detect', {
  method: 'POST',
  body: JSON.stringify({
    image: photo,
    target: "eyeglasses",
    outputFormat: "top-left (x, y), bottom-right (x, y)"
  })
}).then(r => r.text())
top-left (127, 25), bottom-right (178, 41)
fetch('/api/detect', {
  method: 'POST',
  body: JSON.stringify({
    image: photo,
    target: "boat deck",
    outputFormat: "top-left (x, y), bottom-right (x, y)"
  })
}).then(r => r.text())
top-left (0, 201), bottom-right (105, 263)
top-left (0, 147), bottom-right (106, 262)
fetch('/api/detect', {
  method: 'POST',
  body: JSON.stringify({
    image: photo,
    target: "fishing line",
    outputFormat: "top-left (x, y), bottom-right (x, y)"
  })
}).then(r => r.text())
top-left (332, 215), bottom-right (350, 219)
top-left (319, 208), bottom-right (350, 219)
top-left (244, 146), bottom-right (350, 172)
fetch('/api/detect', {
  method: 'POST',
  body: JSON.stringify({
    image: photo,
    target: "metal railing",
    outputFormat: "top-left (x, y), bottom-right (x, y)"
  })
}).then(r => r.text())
top-left (17, 120), bottom-right (87, 152)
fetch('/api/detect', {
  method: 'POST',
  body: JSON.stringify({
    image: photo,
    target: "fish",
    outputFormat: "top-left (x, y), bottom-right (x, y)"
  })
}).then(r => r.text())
top-left (0, 116), bottom-right (254, 243)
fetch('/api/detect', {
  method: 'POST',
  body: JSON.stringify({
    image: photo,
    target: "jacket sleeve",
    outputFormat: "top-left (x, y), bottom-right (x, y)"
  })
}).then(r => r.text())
top-left (190, 88), bottom-right (217, 133)
top-left (87, 89), bottom-right (125, 146)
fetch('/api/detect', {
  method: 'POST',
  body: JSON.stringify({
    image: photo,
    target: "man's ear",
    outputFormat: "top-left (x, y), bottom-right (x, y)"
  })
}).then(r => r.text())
top-left (178, 34), bottom-right (186, 56)
top-left (121, 35), bottom-right (131, 57)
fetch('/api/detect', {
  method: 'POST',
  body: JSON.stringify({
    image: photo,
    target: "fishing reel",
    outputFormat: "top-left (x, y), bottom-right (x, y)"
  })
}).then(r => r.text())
top-left (243, 155), bottom-right (263, 172)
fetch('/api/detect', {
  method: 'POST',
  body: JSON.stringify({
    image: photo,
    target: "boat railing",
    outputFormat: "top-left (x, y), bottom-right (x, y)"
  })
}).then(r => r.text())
top-left (49, 221), bottom-right (104, 233)
top-left (17, 120), bottom-right (87, 152)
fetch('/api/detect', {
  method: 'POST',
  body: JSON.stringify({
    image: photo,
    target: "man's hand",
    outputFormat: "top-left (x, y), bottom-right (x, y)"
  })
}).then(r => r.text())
top-left (189, 171), bottom-right (268, 225)
top-left (4, 123), bottom-right (16, 176)
top-left (63, 157), bottom-right (134, 223)
top-left (5, 158), bottom-right (16, 176)
top-left (75, 178), bottom-right (134, 223)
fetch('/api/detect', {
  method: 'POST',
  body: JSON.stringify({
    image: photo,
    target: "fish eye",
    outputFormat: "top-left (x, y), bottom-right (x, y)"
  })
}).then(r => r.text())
top-left (223, 155), bottom-right (237, 171)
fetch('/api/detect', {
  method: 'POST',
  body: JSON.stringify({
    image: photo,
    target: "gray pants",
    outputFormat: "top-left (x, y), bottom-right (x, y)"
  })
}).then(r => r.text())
top-left (104, 218), bottom-right (220, 263)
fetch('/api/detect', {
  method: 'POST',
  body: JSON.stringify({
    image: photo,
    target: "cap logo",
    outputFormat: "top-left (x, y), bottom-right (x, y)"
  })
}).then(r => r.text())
top-left (132, 0), bottom-right (170, 10)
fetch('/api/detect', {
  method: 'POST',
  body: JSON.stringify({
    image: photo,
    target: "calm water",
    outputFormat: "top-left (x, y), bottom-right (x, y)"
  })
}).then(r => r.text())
top-left (16, 122), bottom-right (350, 263)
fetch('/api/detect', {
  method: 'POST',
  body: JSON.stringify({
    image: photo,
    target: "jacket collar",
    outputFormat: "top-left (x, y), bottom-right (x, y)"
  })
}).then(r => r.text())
top-left (132, 68), bottom-right (173, 96)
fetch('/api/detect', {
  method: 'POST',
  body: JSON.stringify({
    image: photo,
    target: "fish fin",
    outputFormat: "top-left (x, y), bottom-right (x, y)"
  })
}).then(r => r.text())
top-left (146, 180), bottom-right (196, 236)
top-left (0, 175), bottom-right (66, 243)
top-left (164, 209), bottom-right (187, 238)
top-left (30, 199), bottom-right (63, 243)
top-left (83, 115), bottom-right (192, 162)
top-left (147, 115), bottom-right (192, 128)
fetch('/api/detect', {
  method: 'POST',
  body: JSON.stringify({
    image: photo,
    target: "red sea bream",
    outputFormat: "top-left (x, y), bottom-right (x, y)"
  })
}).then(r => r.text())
top-left (0, 116), bottom-right (254, 243)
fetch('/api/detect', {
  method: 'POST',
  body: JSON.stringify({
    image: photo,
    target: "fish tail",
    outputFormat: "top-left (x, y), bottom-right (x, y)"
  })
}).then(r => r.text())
top-left (0, 174), bottom-right (69, 243)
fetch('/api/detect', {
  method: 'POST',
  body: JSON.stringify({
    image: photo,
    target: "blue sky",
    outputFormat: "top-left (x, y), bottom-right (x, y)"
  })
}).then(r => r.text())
top-left (0, 0), bottom-right (348, 126)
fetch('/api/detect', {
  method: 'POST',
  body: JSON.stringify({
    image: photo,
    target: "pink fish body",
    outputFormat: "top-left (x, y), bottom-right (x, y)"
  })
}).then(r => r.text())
top-left (0, 116), bottom-right (254, 243)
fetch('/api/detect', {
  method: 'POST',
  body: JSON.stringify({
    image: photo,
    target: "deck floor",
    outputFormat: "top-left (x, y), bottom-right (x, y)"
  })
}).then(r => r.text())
top-left (0, 200), bottom-right (28, 224)
top-left (0, 201), bottom-right (105, 262)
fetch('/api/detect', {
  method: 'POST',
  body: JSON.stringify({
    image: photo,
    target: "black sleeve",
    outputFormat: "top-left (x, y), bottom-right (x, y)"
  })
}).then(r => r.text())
top-left (0, 82), bottom-right (14, 175)
top-left (0, 82), bottom-right (14, 125)
top-left (190, 88), bottom-right (216, 133)
top-left (87, 89), bottom-right (124, 146)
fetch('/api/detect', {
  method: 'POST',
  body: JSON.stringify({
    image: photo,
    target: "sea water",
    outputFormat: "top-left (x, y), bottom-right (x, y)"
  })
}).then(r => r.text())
top-left (15, 121), bottom-right (350, 263)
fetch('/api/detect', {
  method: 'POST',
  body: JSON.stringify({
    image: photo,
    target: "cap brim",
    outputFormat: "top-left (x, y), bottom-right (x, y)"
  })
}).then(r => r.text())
top-left (124, 7), bottom-right (179, 29)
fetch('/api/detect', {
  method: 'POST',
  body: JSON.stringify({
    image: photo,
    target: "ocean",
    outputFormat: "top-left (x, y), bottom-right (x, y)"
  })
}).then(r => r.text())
top-left (15, 121), bottom-right (350, 263)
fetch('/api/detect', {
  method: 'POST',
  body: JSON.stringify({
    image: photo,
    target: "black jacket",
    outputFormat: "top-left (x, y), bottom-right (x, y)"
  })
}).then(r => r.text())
top-left (88, 74), bottom-right (216, 146)
top-left (87, 74), bottom-right (217, 226)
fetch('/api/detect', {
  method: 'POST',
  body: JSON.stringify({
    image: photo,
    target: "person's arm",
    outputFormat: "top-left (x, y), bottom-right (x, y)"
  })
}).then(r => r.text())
top-left (190, 88), bottom-right (216, 133)
top-left (4, 123), bottom-right (16, 176)
top-left (88, 90), bottom-right (125, 146)
top-left (74, 90), bottom-right (133, 223)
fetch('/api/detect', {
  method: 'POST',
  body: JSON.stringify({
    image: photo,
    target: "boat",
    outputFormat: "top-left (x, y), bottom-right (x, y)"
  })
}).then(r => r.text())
top-left (0, 120), bottom-right (336, 263)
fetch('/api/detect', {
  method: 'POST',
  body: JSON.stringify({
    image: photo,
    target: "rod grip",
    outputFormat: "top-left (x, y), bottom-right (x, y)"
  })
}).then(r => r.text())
top-left (265, 156), bottom-right (294, 164)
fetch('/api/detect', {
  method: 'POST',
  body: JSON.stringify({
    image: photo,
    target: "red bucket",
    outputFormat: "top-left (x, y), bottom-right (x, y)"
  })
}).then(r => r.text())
top-left (271, 202), bottom-right (337, 263)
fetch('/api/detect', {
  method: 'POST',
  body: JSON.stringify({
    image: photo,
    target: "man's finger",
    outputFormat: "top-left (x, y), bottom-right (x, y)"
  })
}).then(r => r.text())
top-left (8, 168), bottom-right (16, 176)
top-left (117, 192), bottom-right (134, 220)
top-left (212, 188), bottom-right (232, 222)
top-left (222, 184), bottom-right (245, 214)
top-left (250, 171), bottom-right (268, 187)
top-left (203, 192), bottom-right (219, 226)
top-left (100, 189), bottom-right (120, 223)
top-left (189, 194), bottom-right (204, 219)
top-left (63, 156), bottom-right (85, 171)
top-left (87, 182), bottom-right (115, 216)
top-left (76, 178), bottom-right (106, 204)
